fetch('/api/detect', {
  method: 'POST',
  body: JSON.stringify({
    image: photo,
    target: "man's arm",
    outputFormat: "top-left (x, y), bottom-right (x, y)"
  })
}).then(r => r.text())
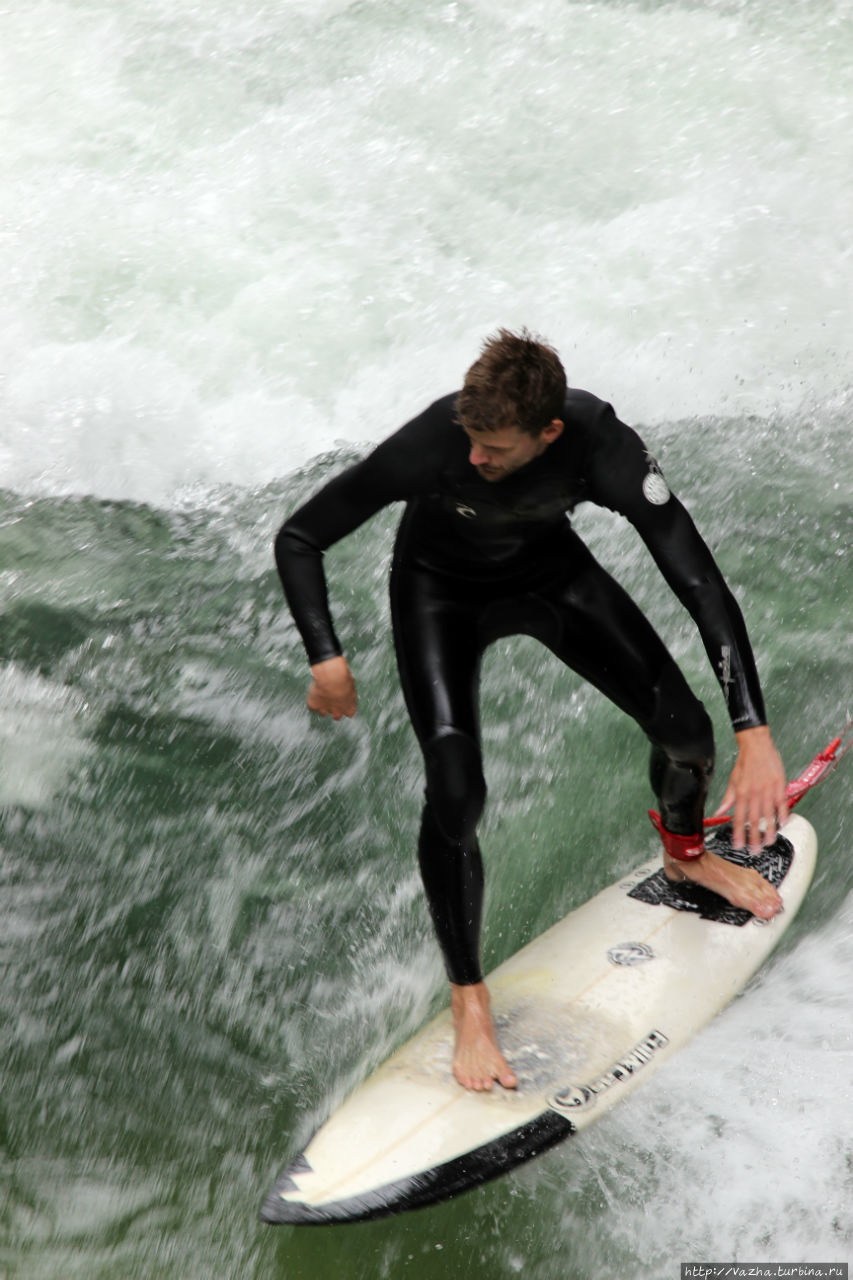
top-left (587, 405), bottom-right (788, 848)
top-left (274, 464), bottom-right (397, 716)
top-left (631, 503), bottom-right (788, 847)
top-left (274, 466), bottom-right (382, 669)
top-left (274, 398), bottom-right (452, 715)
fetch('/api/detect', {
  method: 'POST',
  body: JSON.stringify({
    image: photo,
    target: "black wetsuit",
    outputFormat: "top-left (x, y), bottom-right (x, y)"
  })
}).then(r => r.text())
top-left (275, 390), bottom-right (766, 985)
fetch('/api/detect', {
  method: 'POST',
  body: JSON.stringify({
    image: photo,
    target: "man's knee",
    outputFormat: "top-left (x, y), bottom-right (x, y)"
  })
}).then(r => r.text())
top-left (646, 662), bottom-right (714, 765)
top-left (422, 729), bottom-right (486, 846)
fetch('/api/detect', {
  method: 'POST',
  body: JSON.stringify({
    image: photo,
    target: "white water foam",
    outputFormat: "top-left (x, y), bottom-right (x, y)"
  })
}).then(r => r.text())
top-left (590, 892), bottom-right (853, 1271)
top-left (0, 664), bottom-right (90, 808)
top-left (1, 0), bottom-right (851, 502)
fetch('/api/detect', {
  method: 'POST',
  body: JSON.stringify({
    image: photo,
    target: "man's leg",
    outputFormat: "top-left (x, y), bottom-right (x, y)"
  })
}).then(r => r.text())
top-left (391, 566), bottom-right (518, 1090)
top-left (530, 555), bottom-right (782, 917)
top-left (416, 731), bottom-right (486, 986)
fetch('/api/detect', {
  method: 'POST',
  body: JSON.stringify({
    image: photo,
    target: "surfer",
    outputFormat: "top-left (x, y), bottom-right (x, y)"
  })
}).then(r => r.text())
top-left (275, 329), bottom-right (788, 1093)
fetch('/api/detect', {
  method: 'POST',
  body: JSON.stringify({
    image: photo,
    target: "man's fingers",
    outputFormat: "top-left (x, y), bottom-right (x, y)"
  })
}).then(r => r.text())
top-left (733, 790), bottom-right (789, 852)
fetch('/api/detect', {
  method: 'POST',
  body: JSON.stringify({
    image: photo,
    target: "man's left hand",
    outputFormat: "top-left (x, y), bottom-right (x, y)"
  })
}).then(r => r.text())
top-left (714, 724), bottom-right (788, 852)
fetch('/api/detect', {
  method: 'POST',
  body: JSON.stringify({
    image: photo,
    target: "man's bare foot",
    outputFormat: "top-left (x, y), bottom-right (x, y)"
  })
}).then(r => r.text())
top-left (664, 849), bottom-right (782, 919)
top-left (450, 982), bottom-right (518, 1092)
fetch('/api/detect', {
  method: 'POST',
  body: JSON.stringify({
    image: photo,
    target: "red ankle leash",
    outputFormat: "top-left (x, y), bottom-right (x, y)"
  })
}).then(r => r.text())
top-left (647, 809), bottom-right (704, 862)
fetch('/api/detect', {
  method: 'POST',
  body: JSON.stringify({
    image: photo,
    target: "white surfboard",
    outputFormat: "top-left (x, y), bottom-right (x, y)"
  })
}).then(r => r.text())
top-left (261, 815), bottom-right (817, 1225)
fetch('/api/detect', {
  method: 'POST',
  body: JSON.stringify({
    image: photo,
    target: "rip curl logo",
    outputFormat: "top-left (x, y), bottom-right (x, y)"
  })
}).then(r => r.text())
top-left (548, 1029), bottom-right (669, 1114)
top-left (642, 452), bottom-right (670, 505)
top-left (455, 503), bottom-right (477, 518)
top-left (607, 941), bottom-right (655, 967)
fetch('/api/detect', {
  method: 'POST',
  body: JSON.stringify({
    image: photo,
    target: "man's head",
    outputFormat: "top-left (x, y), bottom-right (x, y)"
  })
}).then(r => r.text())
top-left (457, 328), bottom-right (566, 481)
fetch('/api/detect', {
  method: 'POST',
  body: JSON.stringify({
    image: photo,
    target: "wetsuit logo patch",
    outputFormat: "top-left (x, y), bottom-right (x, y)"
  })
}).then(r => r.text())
top-left (455, 503), bottom-right (477, 519)
top-left (642, 453), bottom-right (670, 506)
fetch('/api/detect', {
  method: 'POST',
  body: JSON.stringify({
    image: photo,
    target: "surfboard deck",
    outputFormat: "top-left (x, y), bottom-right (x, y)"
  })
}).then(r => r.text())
top-left (261, 815), bottom-right (817, 1226)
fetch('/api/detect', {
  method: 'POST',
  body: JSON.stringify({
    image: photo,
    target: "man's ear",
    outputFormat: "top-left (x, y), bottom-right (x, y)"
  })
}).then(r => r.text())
top-left (542, 418), bottom-right (564, 445)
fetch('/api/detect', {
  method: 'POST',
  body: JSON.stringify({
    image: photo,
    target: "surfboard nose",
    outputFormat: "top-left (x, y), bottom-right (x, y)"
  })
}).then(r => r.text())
top-left (260, 1110), bottom-right (576, 1225)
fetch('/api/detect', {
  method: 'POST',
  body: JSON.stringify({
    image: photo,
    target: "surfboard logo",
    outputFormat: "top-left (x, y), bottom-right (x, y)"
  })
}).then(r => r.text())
top-left (548, 1029), bottom-right (669, 1114)
top-left (607, 941), bottom-right (655, 966)
top-left (642, 452), bottom-right (670, 505)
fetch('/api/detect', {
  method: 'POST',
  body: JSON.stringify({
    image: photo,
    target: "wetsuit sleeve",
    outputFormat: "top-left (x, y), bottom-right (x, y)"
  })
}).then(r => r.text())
top-left (274, 400), bottom-right (448, 664)
top-left (585, 403), bottom-right (767, 730)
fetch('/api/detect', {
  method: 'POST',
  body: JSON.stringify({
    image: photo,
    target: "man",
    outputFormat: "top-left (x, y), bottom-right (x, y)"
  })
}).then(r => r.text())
top-left (275, 329), bottom-right (788, 1093)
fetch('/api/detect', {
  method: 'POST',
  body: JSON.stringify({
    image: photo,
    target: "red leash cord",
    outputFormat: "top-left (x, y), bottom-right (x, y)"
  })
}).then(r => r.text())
top-left (650, 719), bottom-right (852, 835)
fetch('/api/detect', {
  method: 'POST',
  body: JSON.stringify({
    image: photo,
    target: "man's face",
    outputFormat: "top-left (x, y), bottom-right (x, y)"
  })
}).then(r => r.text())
top-left (462, 420), bottom-right (563, 482)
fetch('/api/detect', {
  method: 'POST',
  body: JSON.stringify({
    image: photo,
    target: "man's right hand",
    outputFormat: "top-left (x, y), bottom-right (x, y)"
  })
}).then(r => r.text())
top-left (307, 656), bottom-right (358, 720)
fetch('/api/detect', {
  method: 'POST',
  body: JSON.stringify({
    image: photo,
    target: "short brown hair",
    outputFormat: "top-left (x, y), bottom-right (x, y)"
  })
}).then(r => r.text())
top-left (456, 328), bottom-right (567, 436)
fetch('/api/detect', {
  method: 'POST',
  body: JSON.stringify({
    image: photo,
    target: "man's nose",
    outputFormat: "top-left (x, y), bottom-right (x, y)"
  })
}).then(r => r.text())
top-left (469, 442), bottom-right (489, 466)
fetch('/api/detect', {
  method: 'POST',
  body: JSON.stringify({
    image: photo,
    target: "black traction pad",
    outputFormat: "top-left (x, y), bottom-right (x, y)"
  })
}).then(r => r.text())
top-left (628, 824), bottom-right (794, 926)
